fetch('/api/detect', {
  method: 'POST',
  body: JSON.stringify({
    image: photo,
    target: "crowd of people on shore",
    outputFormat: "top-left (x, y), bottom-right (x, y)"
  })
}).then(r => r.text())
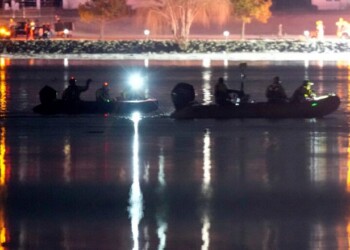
top-left (6, 15), bottom-right (74, 40)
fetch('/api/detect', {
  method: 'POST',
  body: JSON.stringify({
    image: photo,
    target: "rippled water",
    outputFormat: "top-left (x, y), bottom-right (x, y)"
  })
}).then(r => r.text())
top-left (0, 58), bottom-right (349, 249)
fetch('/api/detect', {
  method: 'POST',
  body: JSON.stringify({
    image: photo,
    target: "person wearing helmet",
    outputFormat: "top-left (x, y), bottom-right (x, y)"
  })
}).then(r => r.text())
top-left (265, 76), bottom-right (288, 103)
top-left (96, 82), bottom-right (113, 102)
top-left (291, 80), bottom-right (316, 103)
top-left (62, 77), bottom-right (92, 103)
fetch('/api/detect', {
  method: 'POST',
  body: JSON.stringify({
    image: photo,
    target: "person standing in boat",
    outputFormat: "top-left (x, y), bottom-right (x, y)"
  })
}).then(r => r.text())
top-left (62, 77), bottom-right (92, 103)
top-left (214, 77), bottom-right (236, 105)
top-left (265, 76), bottom-right (288, 103)
top-left (96, 82), bottom-right (113, 102)
top-left (291, 80), bottom-right (316, 103)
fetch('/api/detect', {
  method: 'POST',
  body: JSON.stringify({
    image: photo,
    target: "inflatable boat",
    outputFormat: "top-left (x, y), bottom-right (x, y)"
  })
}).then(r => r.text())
top-left (33, 85), bottom-right (159, 115)
top-left (170, 83), bottom-right (340, 119)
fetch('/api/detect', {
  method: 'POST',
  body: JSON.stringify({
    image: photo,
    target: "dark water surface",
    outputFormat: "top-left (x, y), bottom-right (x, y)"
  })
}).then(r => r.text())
top-left (0, 58), bottom-right (349, 249)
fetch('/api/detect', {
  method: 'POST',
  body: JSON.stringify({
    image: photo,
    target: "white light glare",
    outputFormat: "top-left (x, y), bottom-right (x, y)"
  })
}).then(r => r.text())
top-left (131, 111), bottom-right (141, 123)
top-left (129, 74), bottom-right (144, 90)
top-left (202, 58), bottom-right (211, 68)
top-left (63, 58), bottom-right (69, 67)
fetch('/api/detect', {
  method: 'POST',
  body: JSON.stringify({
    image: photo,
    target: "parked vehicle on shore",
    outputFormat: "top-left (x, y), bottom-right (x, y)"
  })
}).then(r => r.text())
top-left (10, 21), bottom-right (26, 37)
top-left (54, 21), bottom-right (74, 38)
top-left (9, 20), bottom-right (51, 39)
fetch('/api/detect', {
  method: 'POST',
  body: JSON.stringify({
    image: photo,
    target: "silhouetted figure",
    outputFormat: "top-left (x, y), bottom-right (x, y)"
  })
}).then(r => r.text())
top-left (62, 77), bottom-right (92, 103)
top-left (265, 76), bottom-right (288, 103)
top-left (214, 77), bottom-right (236, 106)
top-left (96, 82), bottom-right (113, 102)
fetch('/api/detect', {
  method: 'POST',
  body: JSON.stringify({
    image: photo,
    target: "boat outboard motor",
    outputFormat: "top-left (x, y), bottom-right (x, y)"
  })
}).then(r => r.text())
top-left (171, 82), bottom-right (195, 110)
top-left (39, 85), bottom-right (57, 105)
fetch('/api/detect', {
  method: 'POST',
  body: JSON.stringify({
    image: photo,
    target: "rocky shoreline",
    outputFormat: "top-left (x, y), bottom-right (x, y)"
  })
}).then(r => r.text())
top-left (1, 39), bottom-right (350, 56)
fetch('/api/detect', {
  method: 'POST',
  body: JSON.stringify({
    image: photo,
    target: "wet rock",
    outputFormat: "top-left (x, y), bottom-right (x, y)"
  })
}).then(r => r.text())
top-left (0, 39), bottom-right (349, 55)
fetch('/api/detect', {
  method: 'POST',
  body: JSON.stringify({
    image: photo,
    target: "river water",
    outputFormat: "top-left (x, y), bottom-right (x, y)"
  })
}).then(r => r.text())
top-left (0, 57), bottom-right (349, 249)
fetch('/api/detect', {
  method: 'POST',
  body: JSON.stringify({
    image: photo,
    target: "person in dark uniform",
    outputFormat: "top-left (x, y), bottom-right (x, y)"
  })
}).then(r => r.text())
top-left (62, 77), bottom-right (92, 103)
top-left (96, 82), bottom-right (113, 102)
top-left (214, 77), bottom-right (236, 106)
top-left (265, 76), bottom-right (288, 103)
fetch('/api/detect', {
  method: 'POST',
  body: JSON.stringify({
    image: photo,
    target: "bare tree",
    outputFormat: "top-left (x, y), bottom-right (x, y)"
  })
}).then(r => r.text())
top-left (78, 0), bottom-right (129, 39)
top-left (230, 0), bottom-right (272, 39)
top-left (127, 0), bottom-right (231, 43)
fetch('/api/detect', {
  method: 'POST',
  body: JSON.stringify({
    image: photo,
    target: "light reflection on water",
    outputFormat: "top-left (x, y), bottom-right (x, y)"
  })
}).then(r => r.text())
top-left (1, 116), bottom-right (350, 249)
top-left (156, 142), bottom-right (167, 250)
top-left (308, 132), bottom-right (327, 183)
top-left (0, 59), bottom-right (7, 116)
top-left (0, 58), bottom-right (349, 248)
top-left (201, 129), bottom-right (211, 250)
top-left (336, 60), bottom-right (350, 112)
top-left (63, 137), bottom-right (71, 183)
top-left (201, 70), bottom-right (212, 105)
top-left (0, 126), bottom-right (8, 249)
top-left (129, 112), bottom-right (144, 250)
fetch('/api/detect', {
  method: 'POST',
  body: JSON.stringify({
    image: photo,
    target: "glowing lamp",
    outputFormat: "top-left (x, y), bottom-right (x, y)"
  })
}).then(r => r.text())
top-left (223, 31), bottom-right (230, 38)
top-left (144, 29), bottom-right (150, 40)
top-left (63, 29), bottom-right (69, 36)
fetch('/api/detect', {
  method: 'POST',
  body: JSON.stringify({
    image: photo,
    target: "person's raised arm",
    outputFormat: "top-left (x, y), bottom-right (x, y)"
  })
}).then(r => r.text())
top-left (83, 78), bottom-right (92, 91)
top-left (86, 78), bottom-right (92, 86)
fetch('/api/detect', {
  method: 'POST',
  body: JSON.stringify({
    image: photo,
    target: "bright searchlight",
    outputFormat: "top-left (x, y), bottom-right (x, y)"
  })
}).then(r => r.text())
top-left (129, 74), bottom-right (144, 90)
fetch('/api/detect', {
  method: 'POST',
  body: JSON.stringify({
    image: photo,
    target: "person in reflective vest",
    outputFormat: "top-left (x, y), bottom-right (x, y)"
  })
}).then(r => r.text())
top-left (291, 80), bottom-right (316, 103)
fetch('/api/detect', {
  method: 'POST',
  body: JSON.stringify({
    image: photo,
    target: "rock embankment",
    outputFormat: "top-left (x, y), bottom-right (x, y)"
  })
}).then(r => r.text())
top-left (0, 39), bottom-right (349, 55)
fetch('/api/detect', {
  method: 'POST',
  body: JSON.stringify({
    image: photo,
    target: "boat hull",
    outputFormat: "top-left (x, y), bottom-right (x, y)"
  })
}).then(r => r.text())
top-left (171, 95), bottom-right (340, 119)
top-left (33, 99), bottom-right (159, 115)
